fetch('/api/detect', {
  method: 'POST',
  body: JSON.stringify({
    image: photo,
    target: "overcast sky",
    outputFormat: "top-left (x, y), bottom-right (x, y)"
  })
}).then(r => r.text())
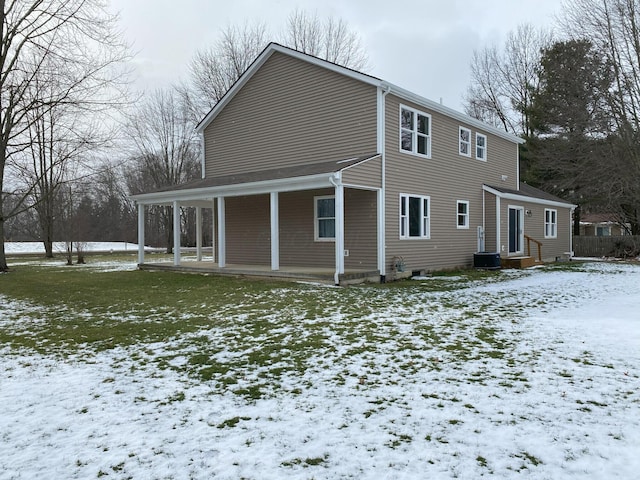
top-left (109, 0), bottom-right (563, 112)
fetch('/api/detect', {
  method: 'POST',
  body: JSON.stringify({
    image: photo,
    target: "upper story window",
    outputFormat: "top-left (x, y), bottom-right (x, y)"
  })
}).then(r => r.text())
top-left (400, 106), bottom-right (431, 157)
top-left (315, 196), bottom-right (335, 241)
top-left (400, 194), bottom-right (430, 239)
top-left (457, 200), bottom-right (470, 229)
top-left (476, 133), bottom-right (487, 161)
top-left (459, 127), bottom-right (471, 157)
top-left (544, 209), bottom-right (557, 238)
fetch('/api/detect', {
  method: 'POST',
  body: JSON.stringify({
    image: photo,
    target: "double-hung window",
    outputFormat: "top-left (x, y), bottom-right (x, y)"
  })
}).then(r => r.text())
top-left (459, 127), bottom-right (471, 156)
top-left (315, 196), bottom-right (335, 241)
top-left (457, 201), bottom-right (469, 229)
top-left (544, 209), bottom-right (557, 238)
top-left (400, 106), bottom-right (431, 157)
top-left (400, 194), bottom-right (430, 239)
top-left (476, 133), bottom-right (487, 160)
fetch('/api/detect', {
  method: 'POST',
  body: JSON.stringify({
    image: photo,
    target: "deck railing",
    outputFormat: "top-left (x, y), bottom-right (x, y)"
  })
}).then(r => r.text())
top-left (524, 235), bottom-right (543, 262)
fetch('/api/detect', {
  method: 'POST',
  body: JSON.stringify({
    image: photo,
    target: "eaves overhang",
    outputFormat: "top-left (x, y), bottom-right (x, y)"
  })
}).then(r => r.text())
top-left (483, 185), bottom-right (577, 209)
top-left (131, 172), bottom-right (339, 206)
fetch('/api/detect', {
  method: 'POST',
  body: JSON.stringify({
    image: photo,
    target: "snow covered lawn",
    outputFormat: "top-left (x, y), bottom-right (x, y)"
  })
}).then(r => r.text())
top-left (1, 261), bottom-right (638, 479)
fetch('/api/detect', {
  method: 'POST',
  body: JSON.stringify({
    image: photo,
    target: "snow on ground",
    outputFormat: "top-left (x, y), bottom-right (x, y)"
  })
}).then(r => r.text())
top-left (0, 261), bottom-right (639, 479)
top-left (4, 241), bottom-right (142, 254)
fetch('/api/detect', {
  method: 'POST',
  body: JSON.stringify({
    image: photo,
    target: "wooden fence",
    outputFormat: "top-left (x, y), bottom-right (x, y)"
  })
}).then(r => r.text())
top-left (573, 235), bottom-right (640, 257)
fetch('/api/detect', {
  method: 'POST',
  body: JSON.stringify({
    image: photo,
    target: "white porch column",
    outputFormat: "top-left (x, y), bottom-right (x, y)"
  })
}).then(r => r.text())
top-left (334, 182), bottom-right (345, 284)
top-left (211, 199), bottom-right (216, 263)
top-left (377, 188), bottom-right (385, 277)
top-left (173, 201), bottom-right (181, 266)
top-left (137, 203), bottom-right (145, 265)
top-left (196, 206), bottom-right (203, 261)
top-left (217, 197), bottom-right (226, 268)
top-left (270, 192), bottom-right (279, 271)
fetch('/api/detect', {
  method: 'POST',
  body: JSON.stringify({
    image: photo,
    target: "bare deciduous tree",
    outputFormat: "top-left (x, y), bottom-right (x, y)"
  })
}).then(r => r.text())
top-left (463, 24), bottom-right (553, 137)
top-left (125, 88), bottom-right (200, 253)
top-left (184, 10), bottom-right (369, 121)
top-left (0, 0), bottom-right (130, 271)
top-left (184, 22), bottom-right (268, 119)
top-left (282, 9), bottom-right (369, 70)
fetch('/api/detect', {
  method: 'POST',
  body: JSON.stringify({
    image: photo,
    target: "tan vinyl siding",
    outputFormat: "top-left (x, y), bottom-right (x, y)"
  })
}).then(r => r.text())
top-left (484, 192), bottom-right (497, 252)
top-left (384, 94), bottom-right (520, 272)
top-left (279, 188), bottom-right (378, 268)
top-left (341, 157), bottom-right (382, 188)
top-left (279, 190), bottom-right (334, 267)
top-left (344, 189), bottom-right (377, 269)
top-left (226, 195), bottom-right (271, 265)
top-left (204, 52), bottom-right (377, 177)
top-left (500, 201), bottom-right (572, 261)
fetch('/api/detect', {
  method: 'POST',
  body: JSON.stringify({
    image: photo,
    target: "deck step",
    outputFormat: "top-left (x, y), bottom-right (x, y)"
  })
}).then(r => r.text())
top-left (501, 256), bottom-right (541, 269)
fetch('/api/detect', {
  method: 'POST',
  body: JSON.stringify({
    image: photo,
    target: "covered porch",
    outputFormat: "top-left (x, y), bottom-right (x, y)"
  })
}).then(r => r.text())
top-left (131, 155), bottom-right (384, 285)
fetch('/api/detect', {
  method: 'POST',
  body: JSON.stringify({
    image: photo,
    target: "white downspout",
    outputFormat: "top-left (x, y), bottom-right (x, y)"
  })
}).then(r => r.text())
top-left (330, 173), bottom-right (344, 285)
top-left (495, 196), bottom-right (501, 254)
top-left (377, 84), bottom-right (391, 280)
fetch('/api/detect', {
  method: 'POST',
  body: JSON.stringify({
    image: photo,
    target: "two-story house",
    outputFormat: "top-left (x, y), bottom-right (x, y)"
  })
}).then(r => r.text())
top-left (131, 43), bottom-right (575, 284)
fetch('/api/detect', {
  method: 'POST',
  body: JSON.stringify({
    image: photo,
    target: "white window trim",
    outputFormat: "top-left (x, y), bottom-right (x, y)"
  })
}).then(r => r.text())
top-left (457, 200), bottom-right (470, 229)
top-left (314, 195), bottom-right (335, 242)
top-left (399, 193), bottom-right (431, 239)
top-left (476, 133), bottom-right (487, 161)
top-left (544, 208), bottom-right (558, 239)
top-left (399, 105), bottom-right (432, 158)
top-left (459, 126), bottom-right (472, 157)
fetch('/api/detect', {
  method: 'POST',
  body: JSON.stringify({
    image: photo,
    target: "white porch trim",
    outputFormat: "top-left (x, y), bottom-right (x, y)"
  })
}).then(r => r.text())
top-left (217, 197), bottom-right (226, 268)
top-left (270, 192), bottom-right (279, 271)
top-left (173, 201), bottom-right (181, 266)
top-left (137, 204), bottom-right (145, 264)
top-left (333, 175), bottom-right (345, 285)
top-left (195, 206), bottom-right (203, 261)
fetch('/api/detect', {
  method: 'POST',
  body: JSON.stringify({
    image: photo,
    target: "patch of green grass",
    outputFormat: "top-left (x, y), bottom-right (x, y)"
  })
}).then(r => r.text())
top-left (217, 416), bottom-right (251, 429)
top-left (281, 455), bottom-right (328, 467)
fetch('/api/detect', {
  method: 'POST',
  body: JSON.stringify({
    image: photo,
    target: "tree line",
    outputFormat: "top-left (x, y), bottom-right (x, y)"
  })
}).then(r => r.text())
top-left (0, 3), bottom-right (368, 271)
top-left (464, 0), bottom-right (640, 235)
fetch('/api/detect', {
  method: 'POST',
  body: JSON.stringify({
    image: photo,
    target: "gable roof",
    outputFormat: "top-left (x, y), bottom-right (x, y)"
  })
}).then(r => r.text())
top-left (195, 42), bottom-right (524, 145)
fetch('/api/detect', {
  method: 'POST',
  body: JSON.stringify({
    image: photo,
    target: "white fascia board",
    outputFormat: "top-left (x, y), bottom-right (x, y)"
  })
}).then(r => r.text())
top-left (482, 185), bottom-right (577, 209)
top-left (131, 173), bottom-right (334, 206)
top-left (384, 82), bottom-right (525, 145)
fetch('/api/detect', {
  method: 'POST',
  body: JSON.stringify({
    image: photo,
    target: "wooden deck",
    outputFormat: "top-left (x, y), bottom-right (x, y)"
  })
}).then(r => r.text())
top-left (138, 260), bottom-right (380, 285)
top-left (501, 256), bottom-right (542, 269)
